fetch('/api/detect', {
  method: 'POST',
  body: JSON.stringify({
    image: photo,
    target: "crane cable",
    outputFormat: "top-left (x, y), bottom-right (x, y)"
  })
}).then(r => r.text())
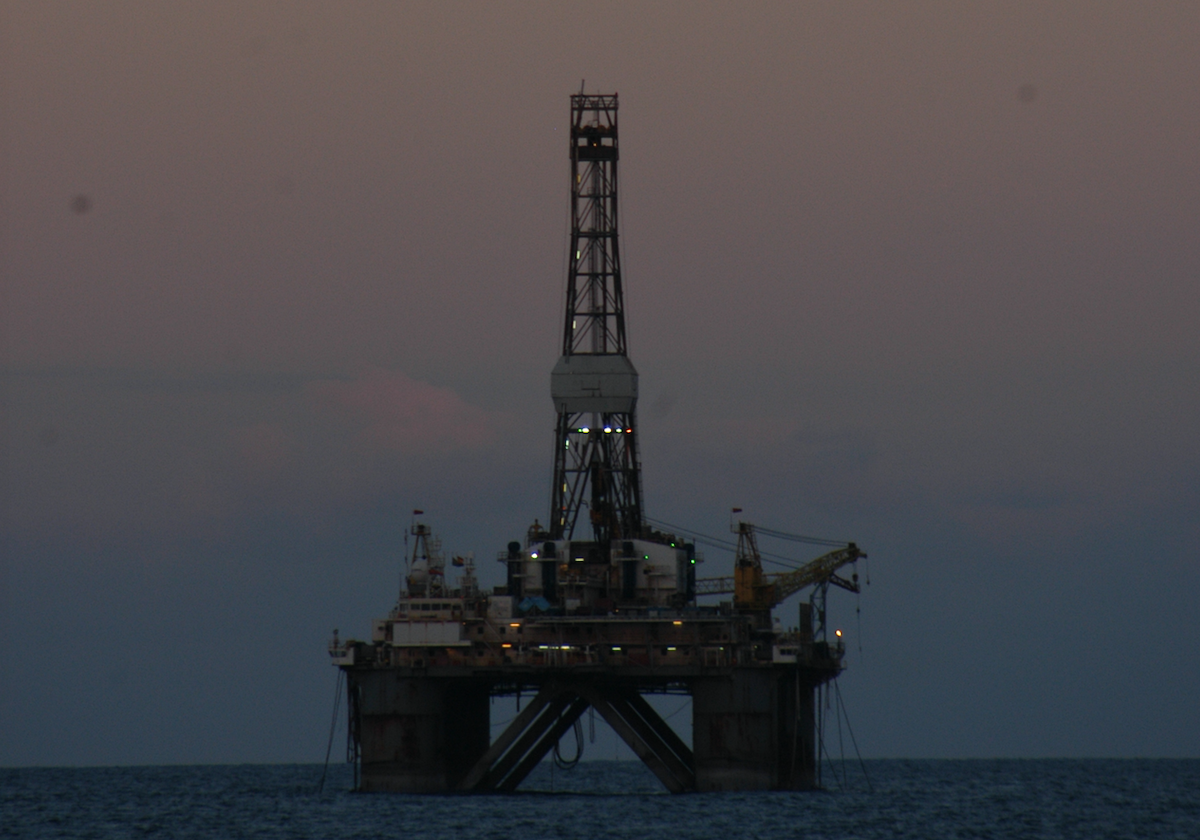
top-left (752, 525), bottom-right (851, 548)
top-left (644, 516), bottom-right (849, 570)
top-left (834, 678), bottom-right (874, 793)
top-left (317, 669), bottom-right (344, 794)
top-left (660, 530), bottom-right (810, 571)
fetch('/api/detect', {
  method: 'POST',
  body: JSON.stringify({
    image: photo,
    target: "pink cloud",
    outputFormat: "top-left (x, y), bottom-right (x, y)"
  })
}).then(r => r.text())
top-left (306, 366), bottom-right (493, 454)
top-left (230, 422), bottom-right (294, 482)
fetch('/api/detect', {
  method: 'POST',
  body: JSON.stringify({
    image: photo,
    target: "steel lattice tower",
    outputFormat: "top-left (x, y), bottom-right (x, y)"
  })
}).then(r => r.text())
top-left (549, 93), bottom-right (643, 544)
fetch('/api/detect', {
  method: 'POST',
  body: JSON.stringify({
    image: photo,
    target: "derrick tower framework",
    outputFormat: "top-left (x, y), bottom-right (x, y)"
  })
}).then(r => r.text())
top-left (550, 93), bottom-right (644, 544)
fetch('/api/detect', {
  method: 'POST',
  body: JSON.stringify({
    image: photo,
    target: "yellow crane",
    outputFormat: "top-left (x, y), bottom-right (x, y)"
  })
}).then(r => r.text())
top-left (694, 521), bottom-right (865, 612)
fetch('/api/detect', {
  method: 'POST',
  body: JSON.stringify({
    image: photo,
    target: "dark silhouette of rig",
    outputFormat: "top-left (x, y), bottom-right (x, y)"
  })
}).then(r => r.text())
top-left (330, 93), bottom-right (865, 793)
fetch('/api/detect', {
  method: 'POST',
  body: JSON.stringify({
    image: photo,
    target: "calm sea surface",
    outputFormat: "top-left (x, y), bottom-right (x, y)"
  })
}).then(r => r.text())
top-left (3, 760), bottom-right (1198, 839)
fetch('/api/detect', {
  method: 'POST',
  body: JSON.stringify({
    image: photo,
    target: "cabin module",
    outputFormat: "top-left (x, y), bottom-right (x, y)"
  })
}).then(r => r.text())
top-left (498, 521), bottom-right (699, 614)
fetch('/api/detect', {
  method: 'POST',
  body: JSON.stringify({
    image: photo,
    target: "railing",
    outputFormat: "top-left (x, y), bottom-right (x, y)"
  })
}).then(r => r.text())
top-left (332, 634), bottom-right (845, 672)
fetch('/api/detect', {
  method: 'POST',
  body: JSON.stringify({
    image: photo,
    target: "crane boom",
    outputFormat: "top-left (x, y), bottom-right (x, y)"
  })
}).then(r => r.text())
top-left (768, 543), bottom-right (864, 603)
top-left (694, 524), bottom-right (865, 611)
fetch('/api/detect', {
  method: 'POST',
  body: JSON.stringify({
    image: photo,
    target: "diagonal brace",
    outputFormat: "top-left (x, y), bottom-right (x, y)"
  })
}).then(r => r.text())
top-left (496, 697), bottom-right (591, 792)
top-left (605, 692), bottom-right (695, 791)
top-left (623, 690), bottom-right (694, 768)
top-left (461, 684), bottom-right (561, 791)
top-left (579, 685), bottom-right (694, 794)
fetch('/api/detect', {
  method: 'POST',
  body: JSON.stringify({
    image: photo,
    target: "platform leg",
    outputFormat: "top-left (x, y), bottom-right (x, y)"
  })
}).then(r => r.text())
top-left (692, 668), bottom-right (818, 791)
top-left (351, 672), bottom-right (490, 792)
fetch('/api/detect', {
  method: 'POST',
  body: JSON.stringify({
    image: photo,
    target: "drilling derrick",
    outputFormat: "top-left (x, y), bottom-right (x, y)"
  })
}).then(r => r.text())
top-left (550, 93), bottom-right (643, 545)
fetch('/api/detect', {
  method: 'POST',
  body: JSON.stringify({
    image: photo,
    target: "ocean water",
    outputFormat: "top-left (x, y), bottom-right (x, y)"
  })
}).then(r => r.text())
top-left (3, 760), bottom-right (1198, 839)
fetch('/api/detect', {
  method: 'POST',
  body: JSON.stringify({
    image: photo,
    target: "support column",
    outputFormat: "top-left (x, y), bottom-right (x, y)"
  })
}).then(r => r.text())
top-left (786, 672), bottom-right (817, 789)
top-left (350, 671), bottom-right (490, 792)
top-left (692, 667), bottom-right (818, 790)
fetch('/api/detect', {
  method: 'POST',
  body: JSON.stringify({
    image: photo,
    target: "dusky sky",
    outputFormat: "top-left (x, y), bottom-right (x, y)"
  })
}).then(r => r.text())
top-left (2, 2), bottom-right (1198, 765)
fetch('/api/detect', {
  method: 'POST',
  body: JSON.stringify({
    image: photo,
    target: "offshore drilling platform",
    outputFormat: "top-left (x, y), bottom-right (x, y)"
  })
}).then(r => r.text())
top-left (329, 93), bottom-right (866, 793)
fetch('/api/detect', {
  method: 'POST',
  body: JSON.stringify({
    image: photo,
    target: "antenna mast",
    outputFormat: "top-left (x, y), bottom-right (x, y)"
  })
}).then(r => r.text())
top-left (549, 93), bottom-right (643, 545)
